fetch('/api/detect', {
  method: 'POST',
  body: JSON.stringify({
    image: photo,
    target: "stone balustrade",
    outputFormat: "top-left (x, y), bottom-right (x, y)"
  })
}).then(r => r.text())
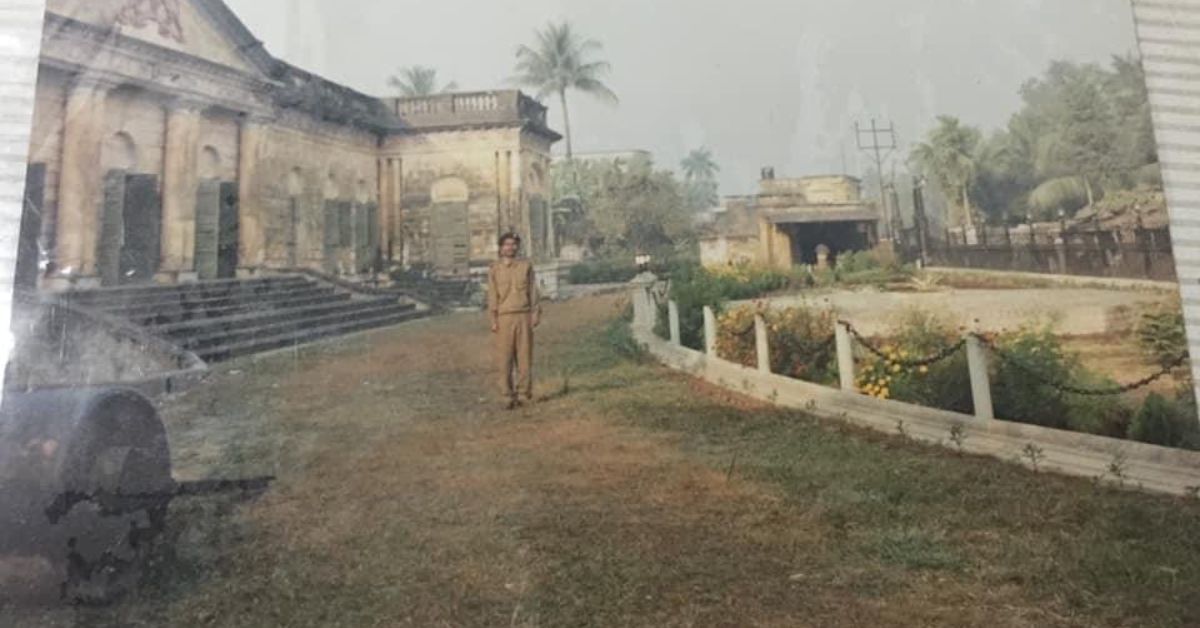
top-left (385, 90), bottom-right (550, 131)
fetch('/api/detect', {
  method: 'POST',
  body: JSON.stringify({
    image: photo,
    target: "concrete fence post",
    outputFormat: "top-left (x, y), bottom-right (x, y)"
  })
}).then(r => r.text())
top-left (1054, 237), bottom-right (1068, 275)
top-left (703, 306), bottom-right (718, 357)
top-left (630, 286), bottom-right (648, 330)
top-left (668, 300), bottom-right (681, 346)
top-left (966, 333), bottom-right (995, 420)
top-left (754, 314), bottom-right (771, 373)
top-left (835, 321), bottom-right (856, 392)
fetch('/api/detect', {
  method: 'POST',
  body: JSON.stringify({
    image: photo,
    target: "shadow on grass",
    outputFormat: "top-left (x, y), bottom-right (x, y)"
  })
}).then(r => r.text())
top-left (551, 318), bottom-right (1200, 627)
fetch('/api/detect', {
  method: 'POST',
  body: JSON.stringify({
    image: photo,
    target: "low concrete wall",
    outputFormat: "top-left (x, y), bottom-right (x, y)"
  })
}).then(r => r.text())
top-left (630, 310), bottom-right (1200, 497)
top-left (926, 266), bottom-right (1180, 293)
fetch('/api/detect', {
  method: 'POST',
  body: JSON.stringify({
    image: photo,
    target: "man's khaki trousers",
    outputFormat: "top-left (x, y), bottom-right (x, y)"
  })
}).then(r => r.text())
top-left (496, 312), bottom-right (533, 402)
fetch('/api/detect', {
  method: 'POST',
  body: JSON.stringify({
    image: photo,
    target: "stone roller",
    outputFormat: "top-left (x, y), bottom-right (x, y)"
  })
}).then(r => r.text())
top-left (0, 387), bottom-right (270, 605)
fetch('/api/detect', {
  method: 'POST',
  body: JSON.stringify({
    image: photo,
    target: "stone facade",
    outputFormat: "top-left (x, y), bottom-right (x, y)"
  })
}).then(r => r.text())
top-left (698, 174), bottom-right (879, 269)
top-left (24, 0), bottom-right (560, 290)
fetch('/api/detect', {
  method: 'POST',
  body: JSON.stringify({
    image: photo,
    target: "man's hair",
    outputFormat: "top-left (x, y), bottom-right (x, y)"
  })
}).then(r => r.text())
top-left (498, 232), bottom-right (521, 247)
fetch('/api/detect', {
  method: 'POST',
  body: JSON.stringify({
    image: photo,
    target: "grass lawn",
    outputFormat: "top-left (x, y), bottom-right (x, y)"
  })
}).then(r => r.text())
top-left (9, 294), bottom-right (1200, 627)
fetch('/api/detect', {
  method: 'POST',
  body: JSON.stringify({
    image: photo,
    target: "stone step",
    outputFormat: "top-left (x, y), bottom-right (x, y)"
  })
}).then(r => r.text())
top-left (114, 287), bottom-right (345, 325)
top-left (177, 301), bottom-right (414, 351)
top-left (64, 276), bottom-right (312, 308)
top-left (151, 297), bottom-right (400, 339)
top-left (94, 282), bottom-right (333, 314)
top-left (195, 306), bottom-right (429, 362)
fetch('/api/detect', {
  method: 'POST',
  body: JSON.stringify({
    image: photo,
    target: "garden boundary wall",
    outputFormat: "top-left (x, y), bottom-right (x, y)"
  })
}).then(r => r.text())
top-left (629, 281), bottom-right (1200, 497)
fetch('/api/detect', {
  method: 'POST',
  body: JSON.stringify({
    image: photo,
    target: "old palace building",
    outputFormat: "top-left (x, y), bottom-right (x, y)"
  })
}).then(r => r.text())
top-left (22, 0), bottom-right (560, 290)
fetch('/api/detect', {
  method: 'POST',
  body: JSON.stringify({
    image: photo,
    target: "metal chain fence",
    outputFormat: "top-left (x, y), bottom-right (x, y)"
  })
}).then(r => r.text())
top-left (972, 333), bottom-right (1188, 396)
top-left (841, 321), bottom-right (967, 368)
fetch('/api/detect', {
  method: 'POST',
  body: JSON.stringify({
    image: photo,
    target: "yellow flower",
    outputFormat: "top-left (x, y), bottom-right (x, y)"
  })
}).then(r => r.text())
top-left (880, 387), bottom-right (890, 398)
top-left (891, 364), bottom-right (901, 373)
top-left (919, 365), bottom-right (929, 375)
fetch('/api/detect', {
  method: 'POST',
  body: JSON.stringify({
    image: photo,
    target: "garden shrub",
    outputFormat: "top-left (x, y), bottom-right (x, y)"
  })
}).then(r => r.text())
top-left (1137, 305), bottom-right (1188, 369)
top-left (855, 309), bottom-right (972, 414)
top-left (715, 302), bottom-right (837, 384)
top-left (988, 326), bottom-right (1076, 429)
top-left (1128, 391), bottom-right (1200, 449)
top-left (568, 258), bottom-right (640, 284)
top-left (1062, 374), bottom-right (1135, 437)
top-left (667, 264), bottom-right (790, 350)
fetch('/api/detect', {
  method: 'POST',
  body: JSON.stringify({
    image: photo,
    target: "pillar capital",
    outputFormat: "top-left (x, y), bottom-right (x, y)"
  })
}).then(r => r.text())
top-left (240, 111), bottom-right (275, 127)
top-left (69, 72), bottom-right (119, 96)
top-left (166, 96), bottom-right (209, 114)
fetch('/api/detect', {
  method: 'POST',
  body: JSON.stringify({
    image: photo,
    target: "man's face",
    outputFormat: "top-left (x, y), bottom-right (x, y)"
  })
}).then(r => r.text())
top-left (500, 238), bottom-right (519, 258)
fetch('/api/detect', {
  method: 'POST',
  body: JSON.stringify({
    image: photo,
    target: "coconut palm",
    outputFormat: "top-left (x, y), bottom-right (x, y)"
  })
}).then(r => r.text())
top-left (680, 147), bottom-right (719, 182)
top-left (388, 66), bottom-right (458, 97)
top-left (513, 21), bottom-right (618, 159)
top-left (910, 116), bottom-right (982, 229)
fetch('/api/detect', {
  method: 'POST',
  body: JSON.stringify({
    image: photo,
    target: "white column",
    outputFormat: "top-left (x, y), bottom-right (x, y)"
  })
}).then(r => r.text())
top-left (966, 333), bottom-right (994, 420)
top-left (703, 306), bottom-right (718, 357)
top-left (755, 314), bottom-right (771, 373)
top-left (835, 321), bottom-right (856, 392)
top-left (668, 300), bottom-right (681, 346)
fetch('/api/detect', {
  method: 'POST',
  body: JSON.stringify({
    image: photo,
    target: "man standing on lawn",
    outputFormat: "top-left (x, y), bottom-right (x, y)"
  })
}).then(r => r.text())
top-left (488, 232), bottom-right (541, 409)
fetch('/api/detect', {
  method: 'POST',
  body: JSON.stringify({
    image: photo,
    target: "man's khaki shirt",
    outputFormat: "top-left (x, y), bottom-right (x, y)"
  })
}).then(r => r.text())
top-left (487, 258), bottom-right (541, 316)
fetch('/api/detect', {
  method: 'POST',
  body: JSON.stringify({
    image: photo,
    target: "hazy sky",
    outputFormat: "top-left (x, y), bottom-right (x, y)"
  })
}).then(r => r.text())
top-left (224, 0), bottom-right (1140, 195)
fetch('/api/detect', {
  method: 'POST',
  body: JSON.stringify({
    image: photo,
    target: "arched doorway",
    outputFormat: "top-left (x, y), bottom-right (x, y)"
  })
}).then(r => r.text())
top-left (286, 168), bottom-right (304, 267)
top-left (98, 131), bottom-right (161, 286)
top-left (194, 145), bottom-right (240, 279)
top-left (429, 177), bottom-right (470, 276)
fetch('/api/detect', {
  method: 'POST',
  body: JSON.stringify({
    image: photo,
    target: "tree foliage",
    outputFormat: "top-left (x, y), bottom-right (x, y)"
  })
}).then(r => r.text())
top-left (912, 55), bottom-right (1159, 225)
top-left (552, 155), bottom-right (692, 256)
top-left (910, 116), bottom-right (982, 228)
top-left (680, 147), bottom-right (720, 211)
top-left (513, 22), bottom-right (617, 158)
top-left (388, 66), bottom-right (458, 97)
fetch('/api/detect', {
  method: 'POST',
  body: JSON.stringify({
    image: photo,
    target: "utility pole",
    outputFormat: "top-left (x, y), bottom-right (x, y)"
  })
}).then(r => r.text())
top-left (855, 119), bottom-right (898, 240)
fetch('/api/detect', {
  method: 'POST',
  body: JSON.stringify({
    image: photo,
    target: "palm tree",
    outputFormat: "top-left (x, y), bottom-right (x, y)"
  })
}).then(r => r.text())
top-left (388, 66), bottom-right (458, 97)
top-left (910, 116), bottom-right (982, 229)
top-left (680, 147), bottom-right (719, 182)
top-left (513, 21), bottom-right (617, 159)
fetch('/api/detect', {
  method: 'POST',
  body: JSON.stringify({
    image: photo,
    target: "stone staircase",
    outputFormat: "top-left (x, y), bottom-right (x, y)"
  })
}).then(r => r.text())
top-left (389, 276), bottom-right (481, 309)
top-left (59, 275), bottom-right (429, 363)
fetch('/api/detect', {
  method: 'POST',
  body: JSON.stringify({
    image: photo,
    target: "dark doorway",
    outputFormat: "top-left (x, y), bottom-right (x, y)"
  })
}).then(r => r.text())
top-left (365, 202), bottom-right (379, 273)
top-left (99, 171), bottom-right (162, 286)
top-left (431, 201), bottom-right (469, 276)
top-left (287, 198), bottom-right (299, 268)
top-left (218, 182), bottom-right (239, 278)
top-left (786, 221), bottom-right (870, 266)
top-left (195, 180), bottom-right (220, 280)
top-left (120, 174), bottom-right (162, 284)
top-left (323, 199), bottom-right (339, 273)
top-left (355, 202), bottom-right (372, 274)
top-left (16, 163), bottom-right (46, 291)
top-left (99, 171), bottom-right (127, 286)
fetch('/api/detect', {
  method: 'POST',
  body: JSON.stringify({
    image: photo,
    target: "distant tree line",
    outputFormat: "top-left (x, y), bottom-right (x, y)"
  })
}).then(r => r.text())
top-left (910, 55), bottom-right (1160, 227)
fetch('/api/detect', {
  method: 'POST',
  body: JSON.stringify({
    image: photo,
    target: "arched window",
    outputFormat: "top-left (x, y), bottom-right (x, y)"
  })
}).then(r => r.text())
top-left (104, 131), bottom-right (138, 172)
top-left (199, 145), bottom-right (221, 180)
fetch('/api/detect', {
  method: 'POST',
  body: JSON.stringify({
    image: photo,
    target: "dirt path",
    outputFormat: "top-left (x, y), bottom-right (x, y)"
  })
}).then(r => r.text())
top-left (13, 294), bottom-right (1200, 627)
